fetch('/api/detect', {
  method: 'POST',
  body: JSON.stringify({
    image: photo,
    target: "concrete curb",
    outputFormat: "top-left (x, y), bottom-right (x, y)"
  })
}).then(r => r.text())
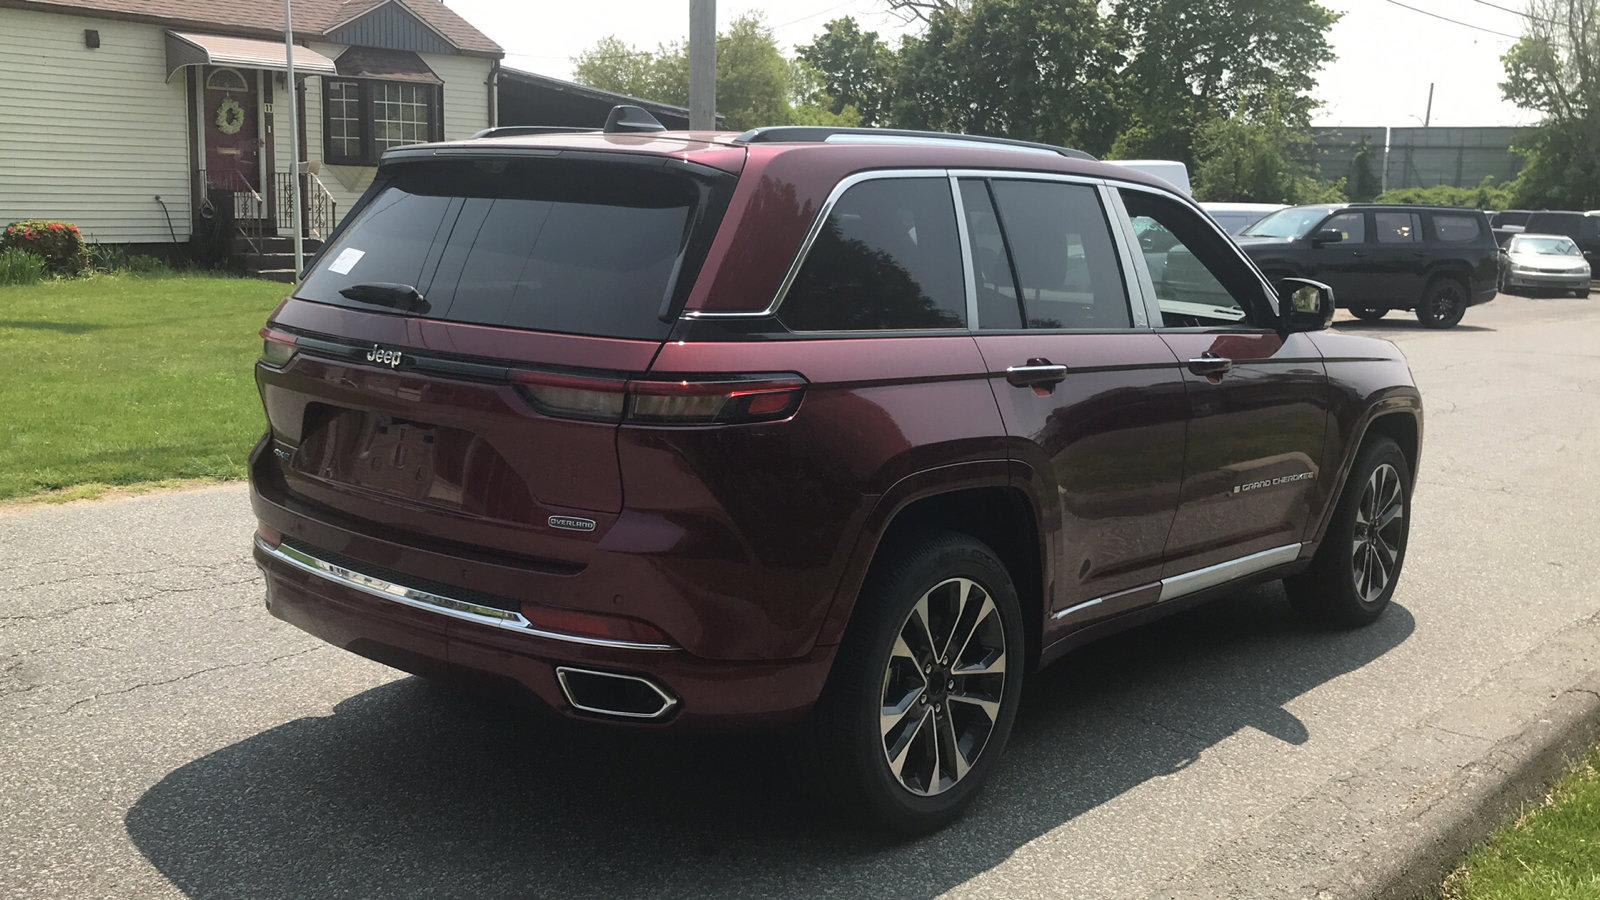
top-left (1151, 612), bottom-right (1600, 900)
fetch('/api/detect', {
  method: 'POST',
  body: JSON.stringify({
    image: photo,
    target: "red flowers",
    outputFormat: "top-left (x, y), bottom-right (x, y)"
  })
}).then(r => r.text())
top-left (1, 219), bottom-right (89, 275)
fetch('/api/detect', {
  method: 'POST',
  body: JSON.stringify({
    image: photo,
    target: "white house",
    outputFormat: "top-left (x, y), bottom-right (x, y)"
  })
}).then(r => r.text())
top-left (0, 0), bottom-right (502, 275)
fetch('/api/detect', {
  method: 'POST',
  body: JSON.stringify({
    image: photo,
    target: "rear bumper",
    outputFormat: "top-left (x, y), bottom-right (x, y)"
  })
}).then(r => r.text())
top-left (253, 534), bottom-right (836, 730)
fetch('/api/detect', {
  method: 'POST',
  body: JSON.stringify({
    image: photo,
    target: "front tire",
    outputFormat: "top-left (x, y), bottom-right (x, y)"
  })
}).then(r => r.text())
top-left (1286, 436), bottom-right (1411, 627)
top-left (806, 532), bottom-right (1025, 834)
top-left (1415, 277), bottom-right (1469, 328)
top-left (1573, 288), bottom-right (1590, 298)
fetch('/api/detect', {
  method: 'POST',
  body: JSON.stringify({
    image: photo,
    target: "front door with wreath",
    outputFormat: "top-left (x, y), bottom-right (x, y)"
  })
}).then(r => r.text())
top-left (203, 67), bottom-right (262, 201)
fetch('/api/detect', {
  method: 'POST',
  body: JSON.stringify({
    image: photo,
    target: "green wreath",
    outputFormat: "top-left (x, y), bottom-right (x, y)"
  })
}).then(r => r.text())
top-left (215, 97), bottom-right (246, 135)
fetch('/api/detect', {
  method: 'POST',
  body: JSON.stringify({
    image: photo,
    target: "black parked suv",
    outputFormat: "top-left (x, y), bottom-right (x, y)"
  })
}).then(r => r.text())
top-left (1236, 204), bottom-right (1498, 328)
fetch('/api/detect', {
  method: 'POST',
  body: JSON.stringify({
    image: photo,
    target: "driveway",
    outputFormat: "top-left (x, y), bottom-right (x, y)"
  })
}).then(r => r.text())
top-left (3, 294), bottom-right (1599, 899)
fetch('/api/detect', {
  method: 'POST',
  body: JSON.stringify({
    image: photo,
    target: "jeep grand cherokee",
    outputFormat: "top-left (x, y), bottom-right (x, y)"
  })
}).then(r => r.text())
top-left (250, 110), bottom-right (1423, 833)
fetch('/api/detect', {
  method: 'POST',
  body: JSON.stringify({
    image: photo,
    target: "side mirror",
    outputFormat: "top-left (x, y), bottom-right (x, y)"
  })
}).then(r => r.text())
top-left (1309, 228), bottom-right (1344, 247)
top-left (1278, 277), bottom-right (1334, 332)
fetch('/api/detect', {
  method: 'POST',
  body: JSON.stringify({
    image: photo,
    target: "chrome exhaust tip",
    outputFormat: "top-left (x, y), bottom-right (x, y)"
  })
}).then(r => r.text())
top-left (555, 666), bottom-right (678, 720)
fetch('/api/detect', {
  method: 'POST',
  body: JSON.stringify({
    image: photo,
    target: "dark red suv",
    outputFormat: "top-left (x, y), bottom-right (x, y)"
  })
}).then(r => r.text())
top-left (250, 111), bottom-right (1422, 833)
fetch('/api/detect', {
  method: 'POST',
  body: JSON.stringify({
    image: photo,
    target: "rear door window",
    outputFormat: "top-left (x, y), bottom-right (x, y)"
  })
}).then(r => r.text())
top-left (297, 159), bottom-right (708, 340)
top-left (987, 180), bottom-right (1131, 329)
top-left (1375, 212), bottom-right (1422, 243)
top-left (779, 177), bottom-right (966, 332)
top-left (1432, 213), bottom-right (1483, 243)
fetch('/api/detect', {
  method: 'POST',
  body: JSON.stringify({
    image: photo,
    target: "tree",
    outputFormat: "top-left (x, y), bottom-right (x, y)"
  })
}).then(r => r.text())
top-left (571, 13), bottom-right (832, 130)
top-left (1111, 0), bottom-right (1339, 166)
top-left (1348, 137), bottom-right (1383, 202)
top-left (1500, 0), bottom-right (1600, 208)
top-left (890, 0), bottom-right (1127, 156)
top-left (1191, 94), bottom-right (1345, 204)
top-left (795, 18), bottom-right (896, 126)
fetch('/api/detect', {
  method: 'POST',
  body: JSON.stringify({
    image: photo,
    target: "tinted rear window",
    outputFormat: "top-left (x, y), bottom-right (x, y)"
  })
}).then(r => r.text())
top-left (298, 159), bottom-right (706, 340)
top-left (778, 177), bottom-right (965, 332)
top-left (1432, 213), bottom-right (1483, 242)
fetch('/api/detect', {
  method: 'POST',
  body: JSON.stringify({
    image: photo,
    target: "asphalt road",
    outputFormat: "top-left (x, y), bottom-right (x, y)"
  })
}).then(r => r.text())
top-left (4, 294), bottom-right (1600, 899)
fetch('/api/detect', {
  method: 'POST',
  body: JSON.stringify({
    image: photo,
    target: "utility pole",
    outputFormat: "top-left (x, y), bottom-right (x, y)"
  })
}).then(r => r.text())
top-left (1423, 82), bottom-right (1434, 128)
top-left (283, 0), bottom-right (304, 275)
top-left (689, 0), bottom-right (716, 130)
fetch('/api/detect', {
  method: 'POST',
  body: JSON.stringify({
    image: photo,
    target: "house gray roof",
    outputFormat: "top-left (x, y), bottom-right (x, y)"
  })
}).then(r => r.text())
top-left (498, 67), bottom-right (696, 120)
top-left (1, 0), bottom-right (502, 55)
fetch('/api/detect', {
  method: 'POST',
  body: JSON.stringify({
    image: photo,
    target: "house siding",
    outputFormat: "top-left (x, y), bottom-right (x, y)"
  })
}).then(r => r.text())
top-left (327, 3), bottom-right (455, 56)
top-left (0, 7), bottom-right (193, 243)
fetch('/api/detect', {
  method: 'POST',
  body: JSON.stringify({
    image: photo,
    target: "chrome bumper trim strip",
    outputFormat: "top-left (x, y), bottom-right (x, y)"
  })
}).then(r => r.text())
top-left (255, 537), bottom-right (677, 651)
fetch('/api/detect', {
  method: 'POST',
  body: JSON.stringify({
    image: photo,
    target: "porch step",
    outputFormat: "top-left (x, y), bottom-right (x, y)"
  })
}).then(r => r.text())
top-left (232, 238), bottom-right (323, 281)
top-left (255, 269), bottom-right (300, 284)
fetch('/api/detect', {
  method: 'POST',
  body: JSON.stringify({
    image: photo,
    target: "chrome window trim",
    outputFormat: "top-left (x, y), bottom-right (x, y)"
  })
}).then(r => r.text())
top-left (256, 538), bottom-right (679, 651)
top-left (1099, 183), bottom-right (1155, 328)
top-left (682, 168), bottom-right (953, 320)
top-left (949, 174), bottom-right (981, 329)
top-left (1157, 543), bottom-right (1302, 602)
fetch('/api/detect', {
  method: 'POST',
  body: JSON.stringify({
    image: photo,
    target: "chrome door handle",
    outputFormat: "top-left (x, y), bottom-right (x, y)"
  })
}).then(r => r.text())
top-left (1005, 363), bottom-right (1069, 388)
top-left (1186, 355), bottom-right (1233, 377)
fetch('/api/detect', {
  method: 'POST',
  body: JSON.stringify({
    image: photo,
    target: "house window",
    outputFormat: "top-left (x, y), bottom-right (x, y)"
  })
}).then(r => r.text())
top-left (322, 79), bottom-right (441, 166)
top-left (326, 80), bottom-right (362, 161)
top-left (206, 67), bottom-right (248, 92)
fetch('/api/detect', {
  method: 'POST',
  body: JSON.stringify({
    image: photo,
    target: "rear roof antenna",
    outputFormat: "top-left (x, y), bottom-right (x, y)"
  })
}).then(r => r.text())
top-left (603, 105), bottom-right (667, 134)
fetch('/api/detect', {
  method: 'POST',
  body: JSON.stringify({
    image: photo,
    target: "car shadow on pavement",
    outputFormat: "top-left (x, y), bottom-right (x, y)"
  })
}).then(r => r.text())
top-left (125, 584), bottom-right (1414, 900)
top-left (1332, 320), bottom-right (1496, 334)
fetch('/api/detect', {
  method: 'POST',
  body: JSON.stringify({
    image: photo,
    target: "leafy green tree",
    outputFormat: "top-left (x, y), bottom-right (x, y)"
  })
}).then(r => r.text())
top-left (1348, 137), bottom-right (1382, 202)
top-left (790, 59), bottom-right (863, 126)
top-left (1500, 0), bottom-right (1600, 208)
top-left (796, 18), bottom-right (896, 127)
top-left (572, 13), bottom-right (831, 130)
top-left (1111, 0), bottom-right (1339, 166)
top-left (890, 0), bottom-right (1127, 156)
top-left (572, 36), bottom-right (688, 106)
top-left (1191, 94), bottom-right (1344, 204)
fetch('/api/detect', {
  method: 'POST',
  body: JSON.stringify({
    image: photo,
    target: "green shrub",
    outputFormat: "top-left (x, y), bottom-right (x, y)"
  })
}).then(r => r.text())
top-left (1372, 178), bottom-right (1515, 210)
top-left (0, 248), bottom-right (48, 286)
top-left (88, 243), bottom-right (130, 273)
top-left (2, 220), bottom-right (90, 276)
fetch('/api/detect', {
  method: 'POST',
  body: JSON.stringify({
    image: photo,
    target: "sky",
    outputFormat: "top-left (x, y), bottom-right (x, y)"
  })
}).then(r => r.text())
top-left (446, 0), bottom-right (1541, 128)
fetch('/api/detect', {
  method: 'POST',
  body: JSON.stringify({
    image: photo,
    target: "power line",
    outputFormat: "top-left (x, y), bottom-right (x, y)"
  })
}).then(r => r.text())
top-left (1464, 0), bottom-right (1557, 26)
top-left (772, 0), bottom-right (862, 31)
top-left (1380, 0), bottom-right (1522, 39)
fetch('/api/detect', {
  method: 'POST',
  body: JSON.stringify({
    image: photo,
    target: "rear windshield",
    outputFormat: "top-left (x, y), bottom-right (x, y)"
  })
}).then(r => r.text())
top-left (297, 158), bottom-right (709, 340)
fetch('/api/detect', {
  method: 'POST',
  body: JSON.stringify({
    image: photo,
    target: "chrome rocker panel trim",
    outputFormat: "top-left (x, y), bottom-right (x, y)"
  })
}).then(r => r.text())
top-left (255, 537), bottom-right (678, 651)
top-left (1052, 542), bottom-right (1303, 620)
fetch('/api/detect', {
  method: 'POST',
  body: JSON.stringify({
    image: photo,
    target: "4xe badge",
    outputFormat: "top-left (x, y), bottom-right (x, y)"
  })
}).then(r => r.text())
top-left (366, 345), bottom-right (403, 368)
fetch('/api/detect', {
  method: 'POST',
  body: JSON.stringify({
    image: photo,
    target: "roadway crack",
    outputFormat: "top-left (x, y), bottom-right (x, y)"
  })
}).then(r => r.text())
top-left (58, 646), bottom-right (323, 714)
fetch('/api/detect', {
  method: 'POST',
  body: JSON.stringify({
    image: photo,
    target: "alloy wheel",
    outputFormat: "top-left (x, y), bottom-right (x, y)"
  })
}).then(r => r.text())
top-left (1351, 462), bottom-right (1404, 603)
top-left (879, 577), bottom-right (1007, 796)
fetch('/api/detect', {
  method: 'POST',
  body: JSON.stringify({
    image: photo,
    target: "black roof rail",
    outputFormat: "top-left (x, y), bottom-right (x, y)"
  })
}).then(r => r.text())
top-left (732, 126), bottom-right (1097, 161)
top-left (472, 125), bottom-right (599, 139)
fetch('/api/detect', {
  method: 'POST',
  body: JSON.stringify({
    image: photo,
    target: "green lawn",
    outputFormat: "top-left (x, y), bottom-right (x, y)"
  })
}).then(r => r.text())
top-left (1441, 745), bottom-right (1600, 900)
top-left (0, 274), bottom-right (286, 501)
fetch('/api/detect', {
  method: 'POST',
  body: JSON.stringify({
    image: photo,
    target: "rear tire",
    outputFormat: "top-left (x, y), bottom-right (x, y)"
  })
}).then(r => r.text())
top-left (1286, 436), bottom-right (1411, 628)
top-left (1350, 307), bottom-right (1387, 321)
top-left (1415, 276), bottom-right (1469, 328)
top-left (805, 531), bottom-right (1025, 835)
top-left (1573, 288), bottom-right (1590, 298)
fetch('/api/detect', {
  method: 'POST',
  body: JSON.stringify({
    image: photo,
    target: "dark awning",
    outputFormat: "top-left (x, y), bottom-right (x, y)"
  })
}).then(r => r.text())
top-left (164, 31), bottom-right (338, 82)
top-left (333, 47), bottom-right (443, 84)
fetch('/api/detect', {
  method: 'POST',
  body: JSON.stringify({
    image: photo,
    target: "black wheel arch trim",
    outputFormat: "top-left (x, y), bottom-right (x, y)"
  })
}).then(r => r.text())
top-left (1307, 397), bottom-right (1423, 548)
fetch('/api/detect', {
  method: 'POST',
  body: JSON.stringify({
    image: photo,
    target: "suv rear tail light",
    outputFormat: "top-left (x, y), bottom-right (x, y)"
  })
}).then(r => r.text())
top-left (511, 372), bottom-right (805, 426)
top-left (259, 327), bottom-right (298, 367)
